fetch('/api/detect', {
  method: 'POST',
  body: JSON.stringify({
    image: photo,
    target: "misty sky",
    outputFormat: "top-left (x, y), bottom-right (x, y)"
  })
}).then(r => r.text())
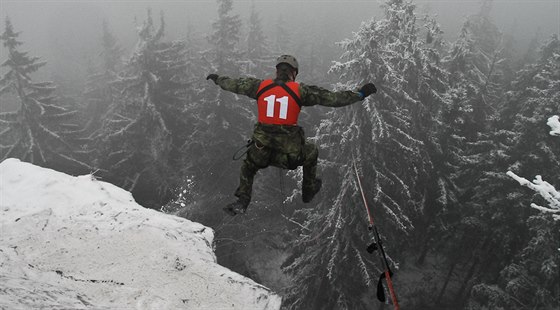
top-left (0, 0), bottom-right (558, 81)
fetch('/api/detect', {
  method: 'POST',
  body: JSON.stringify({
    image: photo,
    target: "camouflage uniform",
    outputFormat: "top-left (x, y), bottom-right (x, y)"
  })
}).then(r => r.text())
top-left (214, 76), bottom-right (363, 204)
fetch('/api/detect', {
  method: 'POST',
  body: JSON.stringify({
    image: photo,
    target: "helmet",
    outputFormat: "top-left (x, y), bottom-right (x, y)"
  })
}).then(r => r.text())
top-left (276, 55), bottom-right (299, 73)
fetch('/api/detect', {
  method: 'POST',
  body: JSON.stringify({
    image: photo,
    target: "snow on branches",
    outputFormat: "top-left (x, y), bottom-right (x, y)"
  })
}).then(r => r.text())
top-left (507, 116), bottom-right (560, 220)
top-left (547, 115), bottom-right (560, 136)
top-left (506, 172), bottom-right (560, 220)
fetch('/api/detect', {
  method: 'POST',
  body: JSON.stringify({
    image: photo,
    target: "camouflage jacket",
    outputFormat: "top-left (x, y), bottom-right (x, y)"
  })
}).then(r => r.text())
top-left (214, 76), bottom-right (363, 153)
top-left (214, 76), bottom-right (363, 108)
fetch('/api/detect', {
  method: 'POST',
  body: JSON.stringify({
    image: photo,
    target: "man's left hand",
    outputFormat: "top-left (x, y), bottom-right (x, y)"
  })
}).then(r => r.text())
top-left (358, 83), bottom-right (377, 98)
top-left (206, 74), bottom-right (219, 83)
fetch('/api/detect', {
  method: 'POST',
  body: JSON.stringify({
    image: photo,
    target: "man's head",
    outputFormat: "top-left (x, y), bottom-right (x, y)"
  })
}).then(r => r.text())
top-left (276, 55), bottom-right (298, 81)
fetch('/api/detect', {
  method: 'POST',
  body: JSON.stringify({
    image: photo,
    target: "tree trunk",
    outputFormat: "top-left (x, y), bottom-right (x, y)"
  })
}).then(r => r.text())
top-left (454, 236), bottom-right (491, 303)
top-left (454, 258), bottom-right (479, 303)
top-left (436, 260), bottom-right (457, 305)
top-left (415, 234), bottom-right (431, 265)
top-left (312, 275), bottom-right (331, 310)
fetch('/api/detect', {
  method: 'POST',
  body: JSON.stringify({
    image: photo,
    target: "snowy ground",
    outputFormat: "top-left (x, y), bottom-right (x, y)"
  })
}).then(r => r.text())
top-left (0, 158), bottom-right (281, 310)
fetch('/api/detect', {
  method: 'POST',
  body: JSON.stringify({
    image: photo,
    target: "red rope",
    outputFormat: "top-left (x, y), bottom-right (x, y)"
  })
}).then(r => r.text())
top-left (352, 160), bottom-right (400, 310)
top-left (353, 161), bottom-right (375, 227)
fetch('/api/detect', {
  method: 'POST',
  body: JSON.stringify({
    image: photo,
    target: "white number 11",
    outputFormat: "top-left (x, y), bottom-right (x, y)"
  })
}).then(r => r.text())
top-left (264, 95), bottom-right (289, 119)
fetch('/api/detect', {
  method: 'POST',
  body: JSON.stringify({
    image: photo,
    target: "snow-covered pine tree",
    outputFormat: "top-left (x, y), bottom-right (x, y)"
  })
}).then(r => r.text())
top-left (209, 0), bottom-right (243, 74)
top-left (282, 1), bottom-right (449, 308)
top-left (82, 20), bottom-right (122, 135)
top-left (521, 29), bottom-right (543, 67)
top-left (467, 34), bottom-right (560, 310)
top-left (182, 22), bottom-right (206, 87)
top-left (290, 16), bottom-right (340, 86)
top-left (503, 35), bottom-right (560, 202)
top-left (272, 14), bottom-right (291, 55)
top-left (94, 9), bottom-right (189, 207)
top-left (427, 3), bottom-right (514, 306)
top-left (444, 0), bottom-right (505, 140)
top-left (162, 20), bottom-right (208, 215)
top-left (178, 0), bottom-right (285, 286)
top-left (183, 0), bottom-right (253, 202)
top-left (414, 0), bottom-right (506, 268)
top-left (244, 2), bottom-right (273, 78)
top-left (0, 17), bottom-right (90, 173)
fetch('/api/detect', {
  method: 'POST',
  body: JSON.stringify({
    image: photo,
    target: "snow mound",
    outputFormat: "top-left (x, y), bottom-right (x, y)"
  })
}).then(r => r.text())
top-left (0, 158), bottom-right (281, 310)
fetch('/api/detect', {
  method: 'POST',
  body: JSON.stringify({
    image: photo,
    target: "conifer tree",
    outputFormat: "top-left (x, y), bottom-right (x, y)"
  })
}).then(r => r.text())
top-left (244, 2), bottom-right (273, 77)
top-left (425, 3), bottom-right (513, 306)
top-left (418, 0), bottom-right (506, 259)
top-left (521, 29), bottom-right (543, 66)
top-left (209, 0), bottom-right (242, 74)
top-left (466, 34), bottom-right (560, 310)
top-left (444, 1), bottom-right (505, 140)
top-left (82, 20), bottom-right (122, 135)
top-left (162, 19), bottom-right (209, 214)
top-left (94, 10), bottom-right (189, 206)
top-left (0, 17), bottom-right (90, 173)
top-left (282, 1), bottom-right (449, 308)
top-left (273, 14), bottom-right (291, 54)
top-left (434, 32), bottom-right (557, 310)
top-left (182, 23), bottom-right (206, 85)
top-left (184, 0), bottom-right (252, 200)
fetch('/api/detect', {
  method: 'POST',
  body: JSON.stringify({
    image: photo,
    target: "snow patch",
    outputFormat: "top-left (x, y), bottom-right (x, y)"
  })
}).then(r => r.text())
top-left (547, 115), bottom-right (560, 136)
top-left (0, 158), bottom-right (281, 309)
top-left (506, 171), bottom-right (560, 220)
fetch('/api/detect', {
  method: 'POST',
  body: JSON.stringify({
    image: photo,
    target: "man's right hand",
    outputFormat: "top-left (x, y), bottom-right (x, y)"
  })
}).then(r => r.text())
top-left (358, 83), bottom-right (377, 98)
top-left (206, 74), bottom-right (219, 83)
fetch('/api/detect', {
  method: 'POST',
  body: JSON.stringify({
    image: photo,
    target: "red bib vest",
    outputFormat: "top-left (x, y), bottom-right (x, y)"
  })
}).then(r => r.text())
top-left (256, 79), bottom-right (301, 125)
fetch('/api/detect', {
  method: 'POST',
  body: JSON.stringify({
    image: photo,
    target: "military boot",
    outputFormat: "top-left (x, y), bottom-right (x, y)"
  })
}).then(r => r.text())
top-left (223, 197), bottom-right (250, 216)
top-left (302, 178), bottom-right (322, 203)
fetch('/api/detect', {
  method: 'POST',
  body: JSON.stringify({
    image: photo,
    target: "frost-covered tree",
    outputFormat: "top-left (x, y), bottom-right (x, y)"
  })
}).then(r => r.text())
top-left (282, 1), bottom-right (449, 308)
top-left (272, 14), bottom-right (291, 54)
top-left (444, 0), bottom-right (505, 138)
top-left (182, 23), bottom-right (206, 85)
top-left (243, 2), bottom-right (273, 77)
top-left (521, 29), bottom-right (543, 66)
top-left (508, 170), bottom-right (560, 220)
top-left (183, 0), bottom-right (253, 201)
top-left (209, 0), bottom-right (242, 74)
top-left (424, 5), bottom-right (516, 305)
top-left (507, 113), bottom-right (560, 221)
top-left (82, 20), bottom-right (122, 135)
top-left (293, 20), bottom-right (339, 85)
top-left (0, 17), bottom-right (90, 173)
top-left (501, 35), bottom-right (559, 175)
top-left (466, 35), bottom-right (560, 310)
top-left (94, 10), bottom-right (189, 207)
top-left (163, 22), bottom-right (207, 214)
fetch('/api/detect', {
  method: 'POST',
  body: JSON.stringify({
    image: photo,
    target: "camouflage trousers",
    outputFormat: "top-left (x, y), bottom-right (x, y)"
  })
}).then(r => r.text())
top-left (234, 123), bottom-right (318, 202)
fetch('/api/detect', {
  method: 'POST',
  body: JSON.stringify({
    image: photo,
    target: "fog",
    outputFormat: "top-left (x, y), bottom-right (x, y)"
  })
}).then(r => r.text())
top-left (1, 2), bottom-right (559, 308)
top-left (1, 0), bottom-right (559, 87)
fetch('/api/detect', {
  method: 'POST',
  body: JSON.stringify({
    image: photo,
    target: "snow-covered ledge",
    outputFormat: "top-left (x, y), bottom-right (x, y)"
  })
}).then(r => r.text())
top-left (0, 158), bottom-right (281, 309)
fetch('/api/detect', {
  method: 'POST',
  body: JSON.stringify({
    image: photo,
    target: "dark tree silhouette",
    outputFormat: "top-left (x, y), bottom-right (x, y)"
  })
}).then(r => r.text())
top-left (0, 17), bottom-right (90, 173)
top-left (93, 10), bottom-right (190, 207)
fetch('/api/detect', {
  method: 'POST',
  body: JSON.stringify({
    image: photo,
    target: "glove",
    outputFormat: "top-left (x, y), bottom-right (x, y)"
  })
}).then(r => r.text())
top-left (206, 74), bottom-right (219, 83)
top-left (358, 83), bottom-right (377, 98)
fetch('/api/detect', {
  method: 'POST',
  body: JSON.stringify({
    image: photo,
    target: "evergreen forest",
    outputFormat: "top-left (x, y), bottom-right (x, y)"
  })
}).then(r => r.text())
top-left (1, 0), bottom-right (558, 309)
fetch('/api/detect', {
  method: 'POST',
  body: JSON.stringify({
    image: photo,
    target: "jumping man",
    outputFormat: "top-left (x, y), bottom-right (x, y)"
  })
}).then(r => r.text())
top-left (206, 55), bottom-right (377, 215)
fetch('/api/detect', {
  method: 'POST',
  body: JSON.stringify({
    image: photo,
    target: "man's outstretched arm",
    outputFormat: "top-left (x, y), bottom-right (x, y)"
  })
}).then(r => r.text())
top-left (206, 74), bottom-right (262, 100)
top-left (299, 83), bottom-right (377, 107)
